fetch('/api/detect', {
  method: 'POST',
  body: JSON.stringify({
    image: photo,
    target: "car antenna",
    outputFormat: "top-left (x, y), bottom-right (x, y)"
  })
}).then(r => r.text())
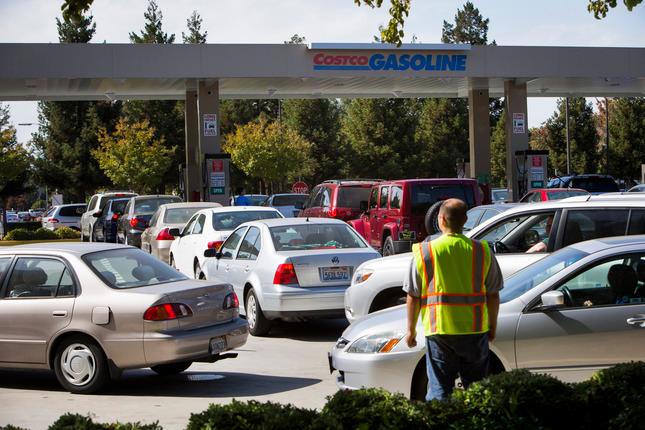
top-left (306, 217), bottom-right (309, 222)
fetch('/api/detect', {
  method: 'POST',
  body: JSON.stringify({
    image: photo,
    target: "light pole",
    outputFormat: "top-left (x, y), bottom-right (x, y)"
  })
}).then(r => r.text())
top-left (605, 97), bottom-right (609, 175)
top-left (565, 97), bottom-right (571, 175)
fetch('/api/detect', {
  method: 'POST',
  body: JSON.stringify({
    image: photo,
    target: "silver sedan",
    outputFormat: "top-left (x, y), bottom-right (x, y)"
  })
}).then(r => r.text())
top-left (0, 243), bottom-right (248, 394)
top-left (330, 235), bottom-right (645, 399)
top-left (204, 218), bottom-right (381, 336)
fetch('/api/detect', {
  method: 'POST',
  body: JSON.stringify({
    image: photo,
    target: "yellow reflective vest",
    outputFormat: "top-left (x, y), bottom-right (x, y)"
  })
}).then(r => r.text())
top-left (412, 234), bottom-right (491, 336)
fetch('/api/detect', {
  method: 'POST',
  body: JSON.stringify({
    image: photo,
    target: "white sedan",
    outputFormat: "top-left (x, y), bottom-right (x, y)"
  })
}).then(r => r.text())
top-left (203, 218), bottom-right (381, 336)
top-left (168, 206), bottom-right (283, 279)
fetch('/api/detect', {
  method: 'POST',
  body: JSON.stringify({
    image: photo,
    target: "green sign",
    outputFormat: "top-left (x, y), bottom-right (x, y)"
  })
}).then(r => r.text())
top-left (210, 187), bottom-right (225, 195)
top-left (531, 181), bottom-right (544, 188)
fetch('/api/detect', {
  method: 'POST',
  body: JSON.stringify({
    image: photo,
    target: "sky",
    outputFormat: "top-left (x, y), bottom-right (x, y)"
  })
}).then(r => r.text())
top-left (1, 0), bottom-right (644, 144)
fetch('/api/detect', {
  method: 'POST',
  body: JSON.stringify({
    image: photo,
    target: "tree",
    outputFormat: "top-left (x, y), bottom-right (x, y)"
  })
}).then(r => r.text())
top-left (182, 10), bottom-right (207, 44)
top-left (441, 2), bottom-right (490, 45)
top-left (605, 98), bottom-right (645, 180)
top-left (223, 116), bottom-right (314, 192)
top-left (129, 0), bottom-right (175, 44)
top-left (92, 119), bottom-right (175, 193)
top-left (342, 98), bottom-right (423, 179)
top-left (588, 0), bottom-right (642, 18)
top-left (0, 103), bottom-right (32, 234)
top-left (354, 0), bottom-right (411, 45)
top-left (490, 112), bottom-right (507, 187)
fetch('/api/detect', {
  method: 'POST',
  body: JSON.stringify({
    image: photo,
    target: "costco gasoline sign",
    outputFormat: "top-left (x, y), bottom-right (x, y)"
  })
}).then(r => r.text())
top-left (313, 53), bottom-right (467, 72)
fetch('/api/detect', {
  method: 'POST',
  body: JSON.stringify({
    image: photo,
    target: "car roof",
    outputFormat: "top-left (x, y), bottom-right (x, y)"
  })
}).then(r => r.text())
top-left (383, 178), bottom-right (477, 185)
top-left (159, 202), bottom-right (222, 210)
top-left (0, 242), bottom-right (129, 256)
top-left (269, 193), bottom-right (309, 197)
top-left (569, 234), bottom-right (645, 254)
top-left (246, 217), bottom-right (347, 228)
top-left (560, 193), bottom-right (645, 202)
top-left (199, 206), bottom-right (281, 214)
top-left (470, 203), bottom-right (520, 211)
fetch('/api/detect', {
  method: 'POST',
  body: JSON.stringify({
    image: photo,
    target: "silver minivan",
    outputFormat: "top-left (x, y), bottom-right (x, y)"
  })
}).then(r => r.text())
top-left (41, 204), bottom-right (87, 231)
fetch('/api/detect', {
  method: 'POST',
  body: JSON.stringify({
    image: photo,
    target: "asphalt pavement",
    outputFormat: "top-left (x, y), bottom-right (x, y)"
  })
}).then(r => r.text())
top-left (0, 318), bottom-right (348, 430)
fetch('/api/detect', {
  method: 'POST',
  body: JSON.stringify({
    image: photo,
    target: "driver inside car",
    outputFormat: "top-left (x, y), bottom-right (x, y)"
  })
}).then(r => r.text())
top-left (526, 215), bottom-right (553, 253)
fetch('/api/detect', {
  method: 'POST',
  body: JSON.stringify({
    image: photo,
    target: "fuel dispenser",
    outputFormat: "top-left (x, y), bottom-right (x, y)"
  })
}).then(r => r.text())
top-left (515, 150), bottom-right (549, 199)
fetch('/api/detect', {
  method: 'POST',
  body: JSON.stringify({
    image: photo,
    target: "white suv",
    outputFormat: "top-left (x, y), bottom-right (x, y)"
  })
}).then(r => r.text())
top-left (80, 191), bottom-right (137, 242)
top-left (345, 196), bottom-right (645, 322)
top-left (41, 204), bottom-right (87, 231)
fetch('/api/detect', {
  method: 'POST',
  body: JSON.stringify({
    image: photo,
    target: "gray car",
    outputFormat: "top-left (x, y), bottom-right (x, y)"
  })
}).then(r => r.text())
top-left (0, 243), bottom-right (248, 394)
top-left (330, 235), bottom-right (645, 400)
top-left (141, 202), bottom-right (222, 263)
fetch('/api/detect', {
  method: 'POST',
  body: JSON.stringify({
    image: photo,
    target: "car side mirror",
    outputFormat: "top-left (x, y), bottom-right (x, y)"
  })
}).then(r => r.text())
top-left (294, 201), bottom-right (304, 210)
top-left (204, 248), bottom-right (218, 258)
top-left (168, 228), bottom-right (181, 237)
top-left (359, 200), bottom-right (368, 213)
top-left (524, 229), bottom-right (540, 246)
top-left (539, 291), bottom-right (565, 311)
top-left (92, 210), bottom-right (102, 218)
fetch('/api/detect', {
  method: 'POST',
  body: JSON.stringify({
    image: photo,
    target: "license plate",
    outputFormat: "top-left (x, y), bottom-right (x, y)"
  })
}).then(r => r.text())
top-left (209, 337), bottom-right (226, 354)
top-left (321, 266), bottom-right (350, 282)
top-left (399, 230), bottom-right (416, 240)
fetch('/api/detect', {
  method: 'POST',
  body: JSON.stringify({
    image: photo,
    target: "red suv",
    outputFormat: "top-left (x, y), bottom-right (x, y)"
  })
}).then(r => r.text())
top-left (348, 178), bottom-right (486, 255)
top-left (298, 180), bottom-right (381, 221)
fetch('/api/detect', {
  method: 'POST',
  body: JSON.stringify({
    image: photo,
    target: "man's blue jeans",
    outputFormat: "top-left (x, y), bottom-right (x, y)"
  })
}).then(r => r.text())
top-left (424, 333), bottom-right (490, 401)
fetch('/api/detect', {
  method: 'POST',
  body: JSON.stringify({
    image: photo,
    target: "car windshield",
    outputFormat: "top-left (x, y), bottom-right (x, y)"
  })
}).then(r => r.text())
top-left (499, 247), bottom-right (588, 303)
top-left (247, 195), bottom-right (269, 205)
top-left (336, 186), bottom-right (372, 208)
top-left (163, 207), bottom-right (208, 224)
top-left (411, 184), bottom-right (475, 216)
top-left (272, 194), bottom-right (307, 206)
top-left (134, 197), bottom-right (180, 214)
top-left (212, 210), bottom-right (282, 230)
top-left (270, 224), bottom-right (368, 251)
top-left (82, 248), bottom-right (187, 289)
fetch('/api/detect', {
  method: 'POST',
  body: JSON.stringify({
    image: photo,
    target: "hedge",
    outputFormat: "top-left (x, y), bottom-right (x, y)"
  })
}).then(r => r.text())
top-left (2, 227), bottom-right (80, 241)
top-left (2, 363), bottom-right (645, 430)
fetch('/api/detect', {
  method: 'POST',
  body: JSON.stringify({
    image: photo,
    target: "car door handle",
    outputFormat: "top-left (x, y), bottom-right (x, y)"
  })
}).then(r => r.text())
top-left (626, 316), bottom-right (645, 327)
top-left (52, 310), bottom-right (68, 317)
top-left (225, 264), bottom-right (230, 271)
top-left (244, 266), bottom-right (250, 273)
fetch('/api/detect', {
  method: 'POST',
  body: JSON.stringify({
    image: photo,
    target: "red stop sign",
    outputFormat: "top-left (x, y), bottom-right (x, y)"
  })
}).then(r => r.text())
top-left (292, 181), bottom-right (309, 194)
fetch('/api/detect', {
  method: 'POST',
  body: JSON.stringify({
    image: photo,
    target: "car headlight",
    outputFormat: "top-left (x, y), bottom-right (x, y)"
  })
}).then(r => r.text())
top-left (352, 268), bottom-right (374, 285)
top-left (346, 331), bottom-right (404, 353)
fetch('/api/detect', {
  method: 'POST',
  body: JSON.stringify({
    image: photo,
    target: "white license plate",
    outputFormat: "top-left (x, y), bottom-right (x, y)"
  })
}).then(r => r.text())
top-left (321, 266), bottom-right (350, 282)
top-left (209, 337), bottom-right (226, 354)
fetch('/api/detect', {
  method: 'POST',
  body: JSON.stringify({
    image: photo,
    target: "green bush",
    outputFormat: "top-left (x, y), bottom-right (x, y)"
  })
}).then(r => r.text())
top-left (577, 361), bottom-right (645, 430)
top-left (452, 369), bottom-right (579, 429)
top-left (186, 400), bottom-right (317, 430)
top-left (3, 228), bottom-right (36, 241)
top-left (48, 413), bottom-right (161, 430)
top-left (0, 425), bottom-right (29, 430)
top-left (55, 226), bottom-right (81, 239)
top-left (34, 227), bottom-right (59, 240)
top-left (313, 388), bottom-right (427, 429)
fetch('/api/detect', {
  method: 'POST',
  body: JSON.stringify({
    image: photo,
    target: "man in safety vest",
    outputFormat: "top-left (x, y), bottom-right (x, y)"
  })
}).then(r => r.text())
top-left (404, 198), bottom-right (503, 401)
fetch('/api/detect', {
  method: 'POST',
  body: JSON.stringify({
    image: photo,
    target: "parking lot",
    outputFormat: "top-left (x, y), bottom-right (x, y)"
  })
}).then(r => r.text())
top-left (0, 318), bottom-right (348, 430)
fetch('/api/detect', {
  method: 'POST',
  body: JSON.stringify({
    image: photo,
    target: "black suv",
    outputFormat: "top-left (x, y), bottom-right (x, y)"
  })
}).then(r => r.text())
top-left (547, 174), bottom-right (619, 194)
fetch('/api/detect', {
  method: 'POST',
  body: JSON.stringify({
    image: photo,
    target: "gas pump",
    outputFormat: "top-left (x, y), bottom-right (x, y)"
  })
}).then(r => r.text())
top-left (203, 154), bottom-right (231, 205)
top-left (515, 150), bottom-right (549, 199)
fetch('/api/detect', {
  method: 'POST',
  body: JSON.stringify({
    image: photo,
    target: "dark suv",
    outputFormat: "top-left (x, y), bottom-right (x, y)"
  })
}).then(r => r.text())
top-left (547, 174), bottom-right (619, 194)
top-left (117, 195), bottom-right (182, 247)
top-left (298, 180), bottom-right (381, 221)
top-left (348, 178), bottom-right (486, 255)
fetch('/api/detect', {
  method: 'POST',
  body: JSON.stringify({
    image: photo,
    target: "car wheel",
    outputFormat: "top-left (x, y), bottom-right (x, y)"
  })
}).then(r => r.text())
top-left (382, 236), bottom-right (395, 256)
top-left (53, 336), bottom-right (109, 394)
top-left (91, 227), bottom-right (99, 243)
top-left (245, 288), bottom-right (272, 336)
top-left (424, 201), bottom-right (443, 235)
top-left (194, 261), bottom-right (205, 280)
top-left (150, 361), bottom-right (192, 375)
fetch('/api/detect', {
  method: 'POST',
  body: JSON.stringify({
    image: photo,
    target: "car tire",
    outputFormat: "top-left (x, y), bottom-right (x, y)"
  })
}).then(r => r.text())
top-left (382, 236), bottom-right (395, 256)
top-left (150, 361), bottom-right (192, 375)
top-left (53, 336), bottom-right (109, 394)
top-left (245, 288), bottom-right (272, 336)
top-left (194, 261), bottom-right (205, 280)
top-left (424, 201), bottom-right (443, 235)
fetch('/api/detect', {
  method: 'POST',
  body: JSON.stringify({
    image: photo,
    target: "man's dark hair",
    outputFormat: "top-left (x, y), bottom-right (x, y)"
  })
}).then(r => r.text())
top-left (439, 199), bottom-right (468, 231)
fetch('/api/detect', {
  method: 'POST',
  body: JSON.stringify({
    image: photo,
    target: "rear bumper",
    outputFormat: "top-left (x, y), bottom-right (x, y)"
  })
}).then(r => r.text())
top-left (262, 285), bottom-right (347, 318)
top-left (143, 317), bottom-right (248, 366)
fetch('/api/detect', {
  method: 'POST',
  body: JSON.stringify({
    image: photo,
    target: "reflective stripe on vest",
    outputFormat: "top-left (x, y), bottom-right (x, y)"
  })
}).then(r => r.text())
top-left (412, 235), bottom-right (491, 336)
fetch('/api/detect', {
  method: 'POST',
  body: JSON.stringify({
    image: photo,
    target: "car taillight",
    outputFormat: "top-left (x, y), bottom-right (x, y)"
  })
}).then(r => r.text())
top-left (143, 303), bottom-right (193, 321)
top-left (273, 263), bottom-right (299, 285)
top-left (207, 241), bottom-right (223, 250)
top-left (156, 228), bottom-right (175, 241)
top-left (329, 208), bottom-right (337, 218)
top-left (50, 218), bottom-right (59, 223)
top-left (130, 217), bottom-right (139, 227)
top-left (223, 292), bottom-right (239, 310)
top-left (111, 213), bottom-right (120, 221)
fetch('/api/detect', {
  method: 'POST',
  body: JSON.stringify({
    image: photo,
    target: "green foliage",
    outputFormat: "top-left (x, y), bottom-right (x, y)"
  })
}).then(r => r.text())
top-left (454, 369), bottom-right (579, 429)
top-left (588, 0), bottom-right (642, 18)
top-left (3, 229), bottom-right (36, 241)
top-left (223, 116), bottom-right (314, 186)
top-left (31, 200), bottom-right (46, 210)
top-left (34, 227), bottom-right (59, 240)
top-left (182, 11), bottom-right (207, 44)
top-left (55, 226), bottom-right (82, 239)
top-left (48, 413), bottom-right (161, 430)
top-left (0, 425), bottom-right (29, 430)
top-left (313, 388), bottom-right (426, 430)
top-left (354, 0), bottom-right (411, 45)
top-left (92, 119), bottom-right (176, 193)
top-left (490, 112), bottom-right (507, 187)
top-left (442, 1), bottom-right (490, 45)
top-left (186, 400), bottom-right (316, 430)
top-left (606, 97), bottom-right (645, 180)
top-left (342, 98), bottom-right (423, 179)
top-left (61, 0), bottom-right (93, 25)
top-left (577, 362), bottom-right (645, 429)
top-left (129, 0), bottom-right (175, 44)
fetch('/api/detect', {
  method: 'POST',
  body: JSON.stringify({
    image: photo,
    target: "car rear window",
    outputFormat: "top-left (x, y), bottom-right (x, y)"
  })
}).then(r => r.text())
top-left (212, 210), bottom-right (282, 231)
top-left (410, 184), bottom-right (475, 216)
top-left (571, 178), bottom-right (618, 193)
top-left (134, 197), bottom-right (181, 214)
top-left (110, 199), bottom-right (129, 214)
top-left (164, 207), bottom-right (208, 224)
top-left (272, 194), bottom-right (307, 206)
top-left (58, 205), bottom-right (86, 217)
top-left (270, 224), bottom-right (367, 251)
top-left (547, 191), bottom-right (588, 201)
top-left (336, 186), bottom-right (372, 208)
top-left (82, 248), bottom-right (187, 289)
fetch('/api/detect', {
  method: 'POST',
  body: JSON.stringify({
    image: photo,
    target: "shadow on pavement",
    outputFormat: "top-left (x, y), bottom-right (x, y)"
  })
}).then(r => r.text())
top-left (266, 318), bottom-right (348, 342)
top-left (0, 368), bottom-right (321, 398)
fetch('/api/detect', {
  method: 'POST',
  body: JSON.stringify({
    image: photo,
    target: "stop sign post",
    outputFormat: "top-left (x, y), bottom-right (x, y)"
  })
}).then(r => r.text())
top-left (292, 181), bottom-right (309, 194)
